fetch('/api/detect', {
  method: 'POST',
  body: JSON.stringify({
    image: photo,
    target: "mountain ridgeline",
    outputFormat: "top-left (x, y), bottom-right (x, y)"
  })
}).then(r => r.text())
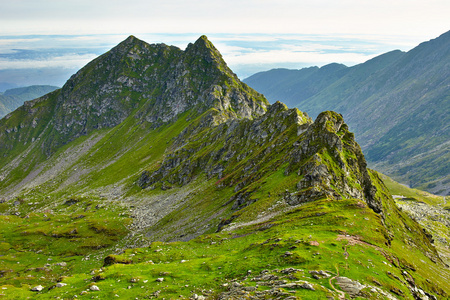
top-left (0, 36), bottom-right (448, 299)
top-left (0, 35), bottom-right (266, 159)
top-left (244, 30), bottom-right (450, 196)
top-left (0, 85), bottom-right (59, 119)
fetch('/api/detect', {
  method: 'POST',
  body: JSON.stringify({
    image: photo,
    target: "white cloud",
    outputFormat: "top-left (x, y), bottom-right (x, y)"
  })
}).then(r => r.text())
top-left (0, 53), bottom-right (98, 70)
top-left (0, 38), bottom-right (43, 46)
top-left (224, 48), bottom-right (374, 67)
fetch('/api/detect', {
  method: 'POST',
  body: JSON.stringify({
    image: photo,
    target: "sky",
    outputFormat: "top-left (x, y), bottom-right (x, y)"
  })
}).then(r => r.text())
top-left (0, 0), bottom-right (449, 89)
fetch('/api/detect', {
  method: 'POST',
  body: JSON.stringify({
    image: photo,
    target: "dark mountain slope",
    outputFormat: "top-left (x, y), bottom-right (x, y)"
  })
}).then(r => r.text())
top-left (244, 31), bottom-right (450, 195)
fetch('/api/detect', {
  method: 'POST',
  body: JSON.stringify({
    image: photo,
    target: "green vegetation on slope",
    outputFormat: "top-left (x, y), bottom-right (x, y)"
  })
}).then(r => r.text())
top-left (1, 194), bottom-right (448, 299)
top-left (381, 173), bottom-right (450, 266)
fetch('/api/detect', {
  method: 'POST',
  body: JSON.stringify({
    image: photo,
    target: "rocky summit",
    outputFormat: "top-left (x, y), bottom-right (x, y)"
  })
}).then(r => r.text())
top-left (0, 36), bottom-right (448, 299)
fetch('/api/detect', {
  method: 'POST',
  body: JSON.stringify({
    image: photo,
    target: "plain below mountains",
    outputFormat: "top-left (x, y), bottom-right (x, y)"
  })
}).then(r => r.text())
top-left (244, 30), bottom-right (450, 196)
top-left (0, 85), bottom-right (59, 119)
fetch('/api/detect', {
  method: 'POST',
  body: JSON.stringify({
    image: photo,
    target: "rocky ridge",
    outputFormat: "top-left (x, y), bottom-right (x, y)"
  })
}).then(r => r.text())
top-left (139, 102), bottom-right (383, 216)
top-left (49, 35), bottom-right (267, 153)
top-left (0, 35), bottom-right (268, 196)
top-left (0, 35), bottom-right (268, 159)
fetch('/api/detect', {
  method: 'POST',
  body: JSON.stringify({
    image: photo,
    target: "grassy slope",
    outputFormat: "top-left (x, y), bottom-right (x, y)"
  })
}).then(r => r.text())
top-left (380, 173), bottom-right (446, 207)
top-left (1, 192), bottom-right (449, 299)
top-left (0, 113), bottom-right (449, 299)
top-left (381, 173), bottom-right (450, 267)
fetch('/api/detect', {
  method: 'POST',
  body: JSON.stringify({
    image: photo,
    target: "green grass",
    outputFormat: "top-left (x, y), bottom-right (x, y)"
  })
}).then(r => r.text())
top-left (380, 173), bottom-right (445, 206)
top-left (1, 197), bottom-right (448, 299)
top-left (0, 199), bottom-right (131, 296)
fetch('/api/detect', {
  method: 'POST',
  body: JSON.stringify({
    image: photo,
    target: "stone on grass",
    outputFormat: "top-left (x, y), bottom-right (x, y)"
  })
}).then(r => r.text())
top-left (300, 282), bottom-right (315, 291)
top-left (335, 276), bottom-right (365, 297)
top-left (31, 285), bottom-right (44, 292)
top-left (89, 285), bottom-right (100, 291)
top-left (56, 283), bottom-right (67, 288)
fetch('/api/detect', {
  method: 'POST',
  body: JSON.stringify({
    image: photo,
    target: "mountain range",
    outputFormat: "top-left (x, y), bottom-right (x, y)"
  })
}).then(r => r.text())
top-left (0, 35), bottom-right (448, 299)
top-left (244, 30), bottom-right (450, 196)
top-left (0, 85), bottom-right (59, 119)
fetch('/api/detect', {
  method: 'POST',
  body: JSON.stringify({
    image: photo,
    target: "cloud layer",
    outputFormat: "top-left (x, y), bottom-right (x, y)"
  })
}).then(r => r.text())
top-left (0, 1), bottom-right (448, 86)
top-left (0, 32), bottom-right (436, 86)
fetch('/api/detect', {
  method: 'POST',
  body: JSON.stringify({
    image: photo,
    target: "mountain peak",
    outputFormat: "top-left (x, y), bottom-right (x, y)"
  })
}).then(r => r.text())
top-left (195, 34), bottom-right (210, 44)
top-left (192, 35), bottom-right (219, 53)
top-left (112, 35), bottom-right (148, 53)
top-left (191, 35), bottom-right (213, 48)
top-left (1, 35), bottom-right (268, 156)
top-left (185, 35), bottom-right (229, 71)
top-left (125, 34), bottom-right (137, 41)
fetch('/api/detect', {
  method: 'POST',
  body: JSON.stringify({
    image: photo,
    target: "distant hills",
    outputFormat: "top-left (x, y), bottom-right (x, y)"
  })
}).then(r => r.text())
top-left (244, 30), bottom-right (450, 195)
top-left (0, 85), bottom-right (59, 119)
top-left (0, 82), bottom-right (19, 92)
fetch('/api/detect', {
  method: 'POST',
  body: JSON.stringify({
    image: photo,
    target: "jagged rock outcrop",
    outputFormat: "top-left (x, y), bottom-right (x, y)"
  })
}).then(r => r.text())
top-left (285, 111), bottom-right (383, 213)
top-left (139, 102), bottom-right (383, 214)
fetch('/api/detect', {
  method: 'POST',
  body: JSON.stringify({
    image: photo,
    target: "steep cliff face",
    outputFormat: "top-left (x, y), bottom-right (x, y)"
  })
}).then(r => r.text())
top-left (284, 111), bottom-right (383, 213)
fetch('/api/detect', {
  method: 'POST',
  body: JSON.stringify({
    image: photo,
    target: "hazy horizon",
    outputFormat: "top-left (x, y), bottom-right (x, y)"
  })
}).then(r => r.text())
top-left (1, 0), bottom-right (449, 88)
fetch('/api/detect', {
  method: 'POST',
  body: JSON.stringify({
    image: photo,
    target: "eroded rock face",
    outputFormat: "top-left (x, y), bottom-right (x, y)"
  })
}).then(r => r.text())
top-left (285, 111), bottom-right (383, 213)
top-left (335, 276), bottom-right (366, 297)
top-left (139, 104), bottom-right (384, 215)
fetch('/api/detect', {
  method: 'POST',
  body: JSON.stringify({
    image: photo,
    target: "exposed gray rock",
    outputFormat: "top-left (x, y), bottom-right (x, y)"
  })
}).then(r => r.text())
top-left (55, 282), bottom-right (67, 288)
top-left (31, 285), bottom-right (44, 291)
top-left (309, 270), bottom-right (331, 278)
top-left (299, 282), bottom-right (315, 291)
top-left (335, 276), bottom-right (366, 297)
